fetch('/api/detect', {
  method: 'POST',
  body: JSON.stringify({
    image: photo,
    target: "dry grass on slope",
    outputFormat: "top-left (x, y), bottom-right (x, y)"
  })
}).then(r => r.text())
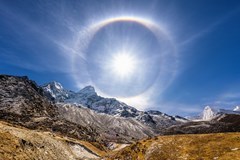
top-left (0, 121), bottom-right (106, 160)
top-left (106, 132), bottom-right (240, 160)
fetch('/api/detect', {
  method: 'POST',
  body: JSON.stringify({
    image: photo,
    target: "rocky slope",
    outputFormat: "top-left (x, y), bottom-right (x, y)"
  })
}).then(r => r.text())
top-left (0, 75), bottom-right (104, 150)
top-left (0, 121), bottom-right (105, 160)
top-left (0, 75), bottom-right (56, 117)
top-left (57, 103), bottom-right (155, 143)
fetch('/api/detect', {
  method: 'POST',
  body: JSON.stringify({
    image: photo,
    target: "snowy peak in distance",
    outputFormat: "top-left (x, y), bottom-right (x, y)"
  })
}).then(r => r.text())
top-left (202, 106), bottom-right (218, 120)
top-left (233, 106), bottom-right (240, 111)
top-left (201, 105), bottom-right (240, 121)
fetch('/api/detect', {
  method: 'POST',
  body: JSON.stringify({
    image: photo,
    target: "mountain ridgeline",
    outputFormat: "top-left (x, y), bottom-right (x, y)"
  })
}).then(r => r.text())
top-left (41, 80), bottom-right (186, 141)
top-left (0, 75), bottom-right (184, 145)
top-left (42, 81), bottom-right (185, 122)
top-left (1, 75), bottom-right (240, 159)
top-left (41, 78), bottom-right (240, 135)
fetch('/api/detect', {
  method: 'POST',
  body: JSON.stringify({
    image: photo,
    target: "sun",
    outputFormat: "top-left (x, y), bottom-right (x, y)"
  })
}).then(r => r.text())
top-left (111, 53), bottom-right (136, 78)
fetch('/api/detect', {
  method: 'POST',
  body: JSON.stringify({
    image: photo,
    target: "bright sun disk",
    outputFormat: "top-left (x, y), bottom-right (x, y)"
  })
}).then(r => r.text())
top-left (111, 53), bottom-right (136, 78)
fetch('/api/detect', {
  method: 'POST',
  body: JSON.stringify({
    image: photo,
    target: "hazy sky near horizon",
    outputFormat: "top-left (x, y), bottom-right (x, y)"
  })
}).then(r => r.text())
top-left (1, 0), bottom-right (240, 116)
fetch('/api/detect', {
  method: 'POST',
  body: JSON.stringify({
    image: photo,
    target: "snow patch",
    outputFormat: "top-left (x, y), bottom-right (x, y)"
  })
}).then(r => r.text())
top-left (70, 144), bottom-right (98, 159)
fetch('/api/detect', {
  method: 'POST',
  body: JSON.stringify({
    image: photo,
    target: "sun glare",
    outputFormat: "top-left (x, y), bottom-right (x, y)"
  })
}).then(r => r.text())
top-left (111, 53), bottom-right (136, 78)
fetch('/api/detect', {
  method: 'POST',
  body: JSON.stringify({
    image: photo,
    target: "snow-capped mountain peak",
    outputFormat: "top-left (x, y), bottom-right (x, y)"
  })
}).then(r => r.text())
top-left (41, 81), bottom-right (73, 101)
top-left (233, 106), bottom-right (240, 111)
top-left (45, 81), bottom-right (63, 91)
top-left (202, 106), bottom-right (217, 120)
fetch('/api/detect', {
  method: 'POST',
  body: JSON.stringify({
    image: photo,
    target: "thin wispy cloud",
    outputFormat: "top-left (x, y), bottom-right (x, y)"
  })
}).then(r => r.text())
top-left (0, 3), bottom-right (77, 73)
top-left (180, 7), bottom-right (240, 46)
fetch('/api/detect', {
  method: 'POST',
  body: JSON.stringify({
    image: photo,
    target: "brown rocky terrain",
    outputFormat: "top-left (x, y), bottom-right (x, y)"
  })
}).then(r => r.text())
top-left (0, 121), bottom-right (105, 160)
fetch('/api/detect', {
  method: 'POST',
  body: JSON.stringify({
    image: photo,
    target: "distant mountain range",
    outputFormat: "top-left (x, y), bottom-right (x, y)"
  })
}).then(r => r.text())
top-left (38, 78), bottom-right (240, 135)
top-left (201, 106), bottom-right (240, 120)
top-left (0, 74), bottom-right (240, 156)
top-left (41, 81), bottom-right (187, 129)
top-left (164, 105), bottom-right (240, 135)
top-left (42, 81), bottom-right (240, 122)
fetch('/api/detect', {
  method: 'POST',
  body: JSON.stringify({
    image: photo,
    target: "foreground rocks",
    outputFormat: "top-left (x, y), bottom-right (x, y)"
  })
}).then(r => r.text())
top-left (0, 121), bottom-right (104, 160)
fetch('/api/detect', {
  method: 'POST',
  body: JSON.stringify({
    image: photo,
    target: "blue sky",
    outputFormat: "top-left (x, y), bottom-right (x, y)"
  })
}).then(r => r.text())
top-left (1, 0), bottom-right (240, 116)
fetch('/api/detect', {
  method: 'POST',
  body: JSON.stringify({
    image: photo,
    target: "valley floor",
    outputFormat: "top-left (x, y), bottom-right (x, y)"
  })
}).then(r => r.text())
top-left (105, 132), bottom-right (240, 160)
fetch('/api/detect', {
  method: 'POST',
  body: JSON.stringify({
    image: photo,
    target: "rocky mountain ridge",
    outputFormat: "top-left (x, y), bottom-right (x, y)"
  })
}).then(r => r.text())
top-left (41, 80), bottom-right (240, 136)
top-left (0, 75), bottom-right (182, 146)
top-left (42, 81), bottom-right (186, 128)
top-left (0, 75), bottom-right (104, 150)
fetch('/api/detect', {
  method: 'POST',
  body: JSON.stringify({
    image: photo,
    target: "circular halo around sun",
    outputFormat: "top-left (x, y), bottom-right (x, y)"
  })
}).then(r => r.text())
top-left (72, 15), bottom-right (177, 98)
